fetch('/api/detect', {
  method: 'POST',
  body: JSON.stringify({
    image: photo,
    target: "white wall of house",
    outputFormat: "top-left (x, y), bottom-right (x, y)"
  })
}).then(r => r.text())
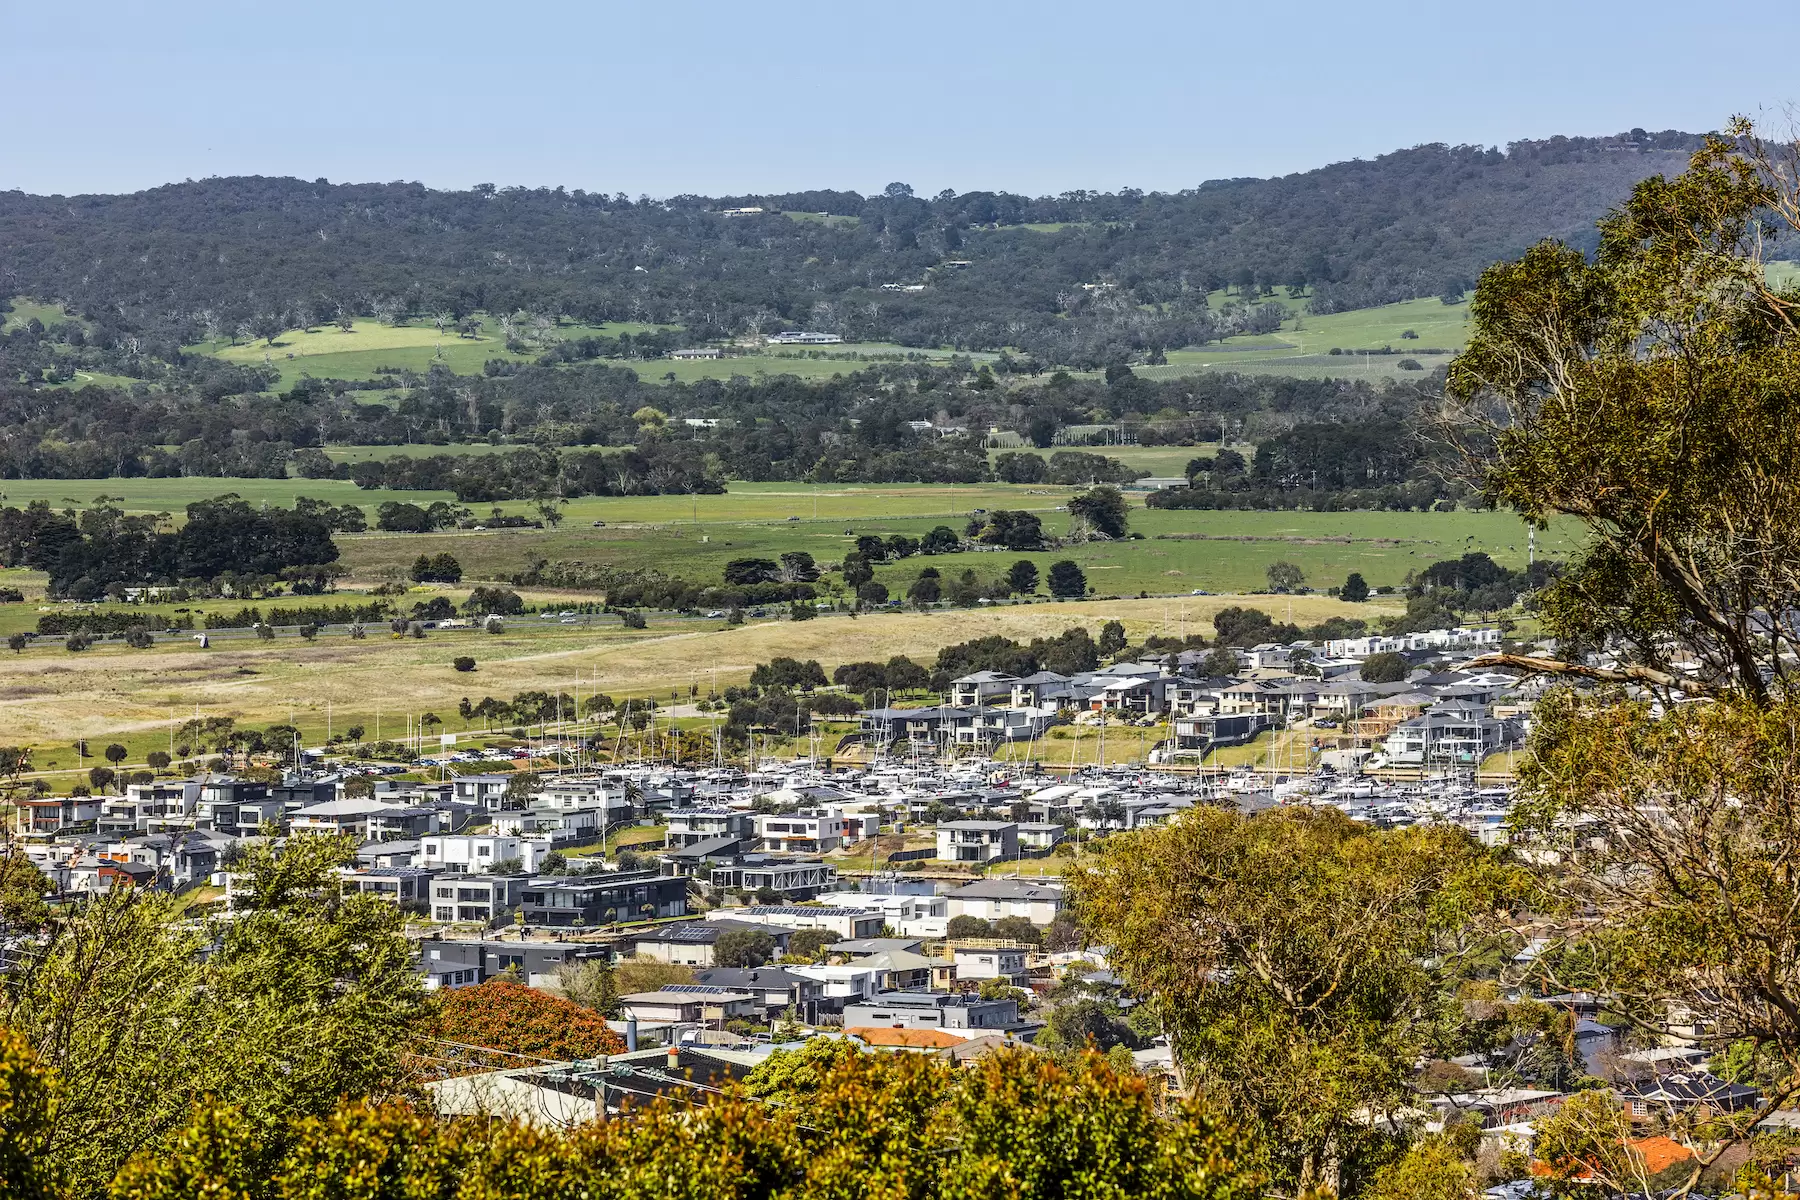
top-left (420, 834), bottom-right (549, 874)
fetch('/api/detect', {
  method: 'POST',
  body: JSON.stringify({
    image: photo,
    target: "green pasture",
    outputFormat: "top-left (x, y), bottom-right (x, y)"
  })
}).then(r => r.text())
top-left (337, 490), bottom-right (1573, 596)
top-left (988, 445), bottom-right (1236, 476)
top-left (0, 474), bottom-right (1573, 596)
top-left (2, 299), bottom-right (78, 332)
top-left (0, 477), bottom-right (458, 513)
top-left (185, 316), bottom-right (673, 389)
top-left (1107, 295), bottom-right (1474, 384)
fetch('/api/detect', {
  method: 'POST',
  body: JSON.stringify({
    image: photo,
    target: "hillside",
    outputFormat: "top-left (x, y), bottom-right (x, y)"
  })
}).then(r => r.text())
top-left (0, 129), bottom-right (1707, 366)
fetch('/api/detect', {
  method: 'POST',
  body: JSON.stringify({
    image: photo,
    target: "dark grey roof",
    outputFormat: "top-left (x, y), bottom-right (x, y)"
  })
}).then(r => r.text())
top-left (663, 835), bottom-right (745, 860)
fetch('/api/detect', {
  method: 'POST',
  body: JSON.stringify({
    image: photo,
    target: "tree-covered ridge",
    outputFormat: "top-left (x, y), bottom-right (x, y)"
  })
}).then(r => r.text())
top-left (0, 131), bottom-right (1705, 360)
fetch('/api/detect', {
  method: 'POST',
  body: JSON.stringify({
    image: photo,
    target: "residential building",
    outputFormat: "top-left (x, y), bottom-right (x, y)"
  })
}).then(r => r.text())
top-left (755, 810), bottom-right (874, 853)
top-left (814, 890), bottom-right (948, 938)
top-left (429, 874), bottom-right (530, 926)
top-left (1381, 704), bottom-right (1522, 767)
top-left (288, 797), bottom-right (392, 838)
top-left (450, 774), bottom-right (514, 811)
top-left (704, 904), bottom-right (886, 940)
top-left (17, 794), bottom-right (101, 836)
top-left (693, 966), bottom-right (825, 1019)
top-left (520, 872), bottom-right (688, 928)
top-left (365, 805), bottom-right (450, 840)
top-left (632, 919), bottom-right (793, 967)
top-left (619, 989), bottom-right (758, 1025)
top-left (490, 807), bottom-right (604, 844)
top-left (666, 808), bottom-right (755, 848)
top-left (951, 945), bottom-right (1029, 985)
top-left (706, 854), bottom-right (837, 899)
top-left (843, 991), bottom-right (1019, 1032)
top-left (949, 671), bottom-right (1016, 707)
top-left (1170, 712), bottom-right (1265, 753)
top-left (339, 866), bottom-right (435, 907)
top-left (420, 834), bottom-right (552, 875)
top-left (936, 820), bottom-right (1019, 863)
top-left (416, 936), bottom-right (615, 988)
top-left (945, 878), bottom-right (1066, 925)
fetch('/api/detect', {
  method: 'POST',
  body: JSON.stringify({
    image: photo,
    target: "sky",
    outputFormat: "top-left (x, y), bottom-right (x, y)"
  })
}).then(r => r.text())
top-left (4, 0), bottom-right (1796, 199)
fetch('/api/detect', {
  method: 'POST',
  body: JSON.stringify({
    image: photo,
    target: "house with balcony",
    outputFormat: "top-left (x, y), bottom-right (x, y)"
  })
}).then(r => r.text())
top-left (949, 671), bottom-right (1017, 708)
top-left (843, 990), bottom-right (1020, 1033)
top-left (420, 834), bottom-right (552, 875)
top-left (948, 946), bottom-right (1030, 985)
top-left (520, 871), bottom-right (688, 928)
top-left (936, 820), bottom-right (1019, 863)
top-left (706, 854), bottom-right (837, 900)
top-left (1009, 671), bottom-right (1072, 708)
top-left (666, 808), bottom-right (756, 848)
top-left (450, 774), bottom-right (514, 811)
top-left (1171, 712), bottom-right (1266, 754)
top-left (17, 794), bottom-right (102, 837)
top-left (428, 874), bottom-right (530, 926)
top-left (755, 810), bottom-right (874, 853)
top-left (1381, 704), bottom-right (1523, 767)
top-left (339, 866), bottom-right (435, 907)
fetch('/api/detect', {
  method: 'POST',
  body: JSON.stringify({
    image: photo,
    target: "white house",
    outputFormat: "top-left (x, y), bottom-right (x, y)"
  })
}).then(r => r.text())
top-left (950, 946), bottom-right (1029, 985)
top-left (755, 809), bottom-right (875, 853)
top-left (936, 820), bottom-right (1019, 864)
top-left (419, 834), bottom-right (551, 874)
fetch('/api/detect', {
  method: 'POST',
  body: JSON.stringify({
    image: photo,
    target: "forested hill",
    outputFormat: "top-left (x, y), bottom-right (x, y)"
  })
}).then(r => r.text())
top-left (0, 129), bottom-right (1706, 361)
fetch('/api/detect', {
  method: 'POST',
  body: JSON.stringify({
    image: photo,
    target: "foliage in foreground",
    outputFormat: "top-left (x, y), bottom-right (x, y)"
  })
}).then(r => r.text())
top-left (0, 1024), bottom-right (1268, 1200)
top-left (1069, 805), bottom-right (1522, 1195)
top-left (0, 836), bottom-right (426, 1200)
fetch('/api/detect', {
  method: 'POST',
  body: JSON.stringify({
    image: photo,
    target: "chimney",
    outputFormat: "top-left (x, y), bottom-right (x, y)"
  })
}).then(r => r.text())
top-left (625, 1017), bottom-right (638, 1052)
top-left (666, 1044), bottom-right (680, 1071)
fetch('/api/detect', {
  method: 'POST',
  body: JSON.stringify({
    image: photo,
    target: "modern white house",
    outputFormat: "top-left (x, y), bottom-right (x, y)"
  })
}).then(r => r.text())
top-left (950, 945), bottom-right (1030, 985)
top-left (936, 820), bottom-right (1019, 863)
top-left (419, 834), bottom-right (551, 874)
top-left (755, 809), bottom-right (875, 853)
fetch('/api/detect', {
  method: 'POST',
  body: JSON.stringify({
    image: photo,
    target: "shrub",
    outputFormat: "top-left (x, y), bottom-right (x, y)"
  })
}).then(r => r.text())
top-left (453, 656), bottom-right (476, 673)
top-left (430, 980), bottom-right (626, 1062)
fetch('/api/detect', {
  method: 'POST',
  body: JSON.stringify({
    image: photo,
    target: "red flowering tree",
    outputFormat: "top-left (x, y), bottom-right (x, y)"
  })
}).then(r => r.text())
top-left (429, 981), bottom-right (625, 1063)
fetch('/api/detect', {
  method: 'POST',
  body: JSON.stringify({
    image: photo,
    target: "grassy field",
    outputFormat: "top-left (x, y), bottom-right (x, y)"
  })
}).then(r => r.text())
top-left (1129, 296), bottom-right (1473, 383)
top-left (0, 476), bottom-right (459, 512)
top-left (988, 445), bottom-right (1239, 476)
top-left (1, 298), bottom-right (77, 332)
top-left (333, 489), bottom-right (1572, 596)
top-left (0, 477), bottom-right (1573, 597)
top-left (187, 316), bottom-right (672, 389)
top-left (0, 594), bottom-right (1387, 756)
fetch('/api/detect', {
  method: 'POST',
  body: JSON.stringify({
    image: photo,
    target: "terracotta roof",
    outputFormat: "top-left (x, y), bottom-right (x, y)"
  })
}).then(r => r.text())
top-left (846, 1026), bottom-right (965, 1050)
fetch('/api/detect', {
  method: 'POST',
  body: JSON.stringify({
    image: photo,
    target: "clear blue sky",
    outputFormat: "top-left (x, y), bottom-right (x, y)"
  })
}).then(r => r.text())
top-left (4, 0), bottom-right (1794, 198)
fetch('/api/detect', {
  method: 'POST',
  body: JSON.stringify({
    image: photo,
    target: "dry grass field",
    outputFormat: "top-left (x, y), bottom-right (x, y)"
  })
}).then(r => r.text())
top-left (0, 593), bottom-right (1393, 759)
